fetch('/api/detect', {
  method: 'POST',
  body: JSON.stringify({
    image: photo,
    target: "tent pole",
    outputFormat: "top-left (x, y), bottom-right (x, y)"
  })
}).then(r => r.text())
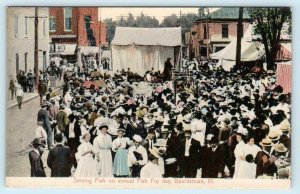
top-left (111, 46), bottom-right (113, 72)
top-left (180, 45), bottom-right (183, 70)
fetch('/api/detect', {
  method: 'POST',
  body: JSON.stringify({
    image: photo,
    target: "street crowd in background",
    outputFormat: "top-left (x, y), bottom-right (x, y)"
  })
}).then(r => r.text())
top-left (26, 58), bottom-right (291, 179)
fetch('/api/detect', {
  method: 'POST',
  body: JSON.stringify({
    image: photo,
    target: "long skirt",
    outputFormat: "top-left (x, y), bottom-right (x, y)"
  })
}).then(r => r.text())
top-left (97, 150), bottom-right (113, 177)
top-left (235, 161), bottom-right (257, 179)
top-left (74, 154), bottom-right (98, 177)
top-left (113, 149), bottom-right (129, 176)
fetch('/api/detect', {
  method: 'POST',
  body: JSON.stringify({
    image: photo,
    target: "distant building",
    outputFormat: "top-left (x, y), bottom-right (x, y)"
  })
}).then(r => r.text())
top-left (191, 7), bottom-right (251, 59)
top-left (49, 7), bottom-right (107, 62)
top-left (6, 7), bottom-right (50, 77)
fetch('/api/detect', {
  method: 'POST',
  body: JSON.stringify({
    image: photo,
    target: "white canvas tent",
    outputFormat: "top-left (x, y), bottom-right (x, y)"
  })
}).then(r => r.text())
top-left (111, 27), bottom-right (182, 75)
top-left (211, 38), bottom-right (265, 71)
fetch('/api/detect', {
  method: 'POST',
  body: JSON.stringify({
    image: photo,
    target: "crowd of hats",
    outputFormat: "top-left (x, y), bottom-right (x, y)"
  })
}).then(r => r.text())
top-left (57, 67), bottom-right (290, 142)
top-left (39, 64), bottom-right (291, 178)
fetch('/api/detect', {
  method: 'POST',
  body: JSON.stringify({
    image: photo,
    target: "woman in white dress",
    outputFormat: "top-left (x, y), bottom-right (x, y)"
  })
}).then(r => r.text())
top-left (74, 133), bottom-right (98, 177)
top-left (235, 135), bottom-right (261, 179)
top-left (93, 123), bottom-right (113, 177)
top-left (233, 127), bottom-right (247, 178)
top-left (112, 128), bottom-right (131, 177)
top-left (63, 89), bottom-right (73, 107)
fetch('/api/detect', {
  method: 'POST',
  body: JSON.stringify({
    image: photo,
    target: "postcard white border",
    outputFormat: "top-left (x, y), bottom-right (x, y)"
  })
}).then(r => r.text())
top-left (6, 177), bottom-right (291, 189)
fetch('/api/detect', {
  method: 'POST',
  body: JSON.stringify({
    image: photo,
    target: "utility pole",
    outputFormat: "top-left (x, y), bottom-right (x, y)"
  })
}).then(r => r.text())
top-left (180, 10), bottom-right (182, 70)
top-left (99, 13), bottom-right (102, 69)
top-left (34, 7), bottom-right (39, 86)
top-left (26, 7), bottom-right (47, 87)
top-left (205, 8), bottom-right (210, 60)
top-left (236, 7), bottom-right (243, 74)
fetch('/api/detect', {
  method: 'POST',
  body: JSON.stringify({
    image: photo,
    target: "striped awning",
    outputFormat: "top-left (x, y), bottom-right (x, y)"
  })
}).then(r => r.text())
top-left (276, 44), bottom-right (292, 61)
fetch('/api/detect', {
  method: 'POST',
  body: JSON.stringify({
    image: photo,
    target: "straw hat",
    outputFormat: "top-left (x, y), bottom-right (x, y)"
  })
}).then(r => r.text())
top-left (279, 121), bottom-right (290, 133)
top-left (235, 126), bottom-right (248, 136)
top-left (161, 126), bottom-right (169, 134)
top-left (149, 148), bottom-right (160, 159)
top-left (268, 131), bottom-right (280, 141)
top-left (184, 125), bottom-right (192, 133)
top-left (154, 139), bottom-right (167, 147)
top-left (136, 109), bottom-right (145, 118)
top-left (259, 138), bottom-right (274, 147)
top-left (176, 114), bottom-right (184, 123)
top-left (133, 135), bottom-right (143, 143)
top-left (183, 114), bottom-right (192, 123)
top-left (206, 134), bottom-right (214, 141)
top-left (274, 143), bottom-right (288, 153)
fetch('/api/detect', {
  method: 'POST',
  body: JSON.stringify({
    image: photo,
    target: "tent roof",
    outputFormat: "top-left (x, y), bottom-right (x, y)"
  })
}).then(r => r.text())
top-left (211, 38), bottom-right (265, 61)
top-left (281, 43), bottom-right (292, 53)
top-left (276, 43), bottom-right (292, 61)
top-left (112, 27), bottom-right (182, 46)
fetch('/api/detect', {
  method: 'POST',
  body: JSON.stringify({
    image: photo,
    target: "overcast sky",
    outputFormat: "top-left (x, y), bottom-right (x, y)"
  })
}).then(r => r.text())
top-left (99, 7), bottom-right (219, 23)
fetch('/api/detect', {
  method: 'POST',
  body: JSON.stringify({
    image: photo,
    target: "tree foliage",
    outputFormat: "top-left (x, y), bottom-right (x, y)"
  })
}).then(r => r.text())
top-left (248, 7), bottom-right (291, 69)
top-left (104, 18), bottom-right (116, 46)
top-left (181, 13), bottom-right (198, 34)
top-left (160, 14), bottom-right (180, 27)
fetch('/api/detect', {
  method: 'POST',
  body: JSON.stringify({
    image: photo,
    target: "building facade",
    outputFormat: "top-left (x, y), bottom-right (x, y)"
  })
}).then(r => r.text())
top-left (191, 8), bottom-right (251, 59)
top-left (7, 7), bottom-right (50, 77)
top-left (49, 7), bottom-right (106, 62)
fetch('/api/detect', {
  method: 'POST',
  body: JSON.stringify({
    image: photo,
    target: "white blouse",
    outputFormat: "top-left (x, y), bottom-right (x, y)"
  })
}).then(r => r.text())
top-left (112, 137), bottom-right (131, 152)
top-left (128, 145), bottom-right (148, 167)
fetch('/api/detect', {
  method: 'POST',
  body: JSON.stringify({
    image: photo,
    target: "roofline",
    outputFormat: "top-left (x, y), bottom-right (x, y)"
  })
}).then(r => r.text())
top-left (195, 18), bottom-right (252, 22)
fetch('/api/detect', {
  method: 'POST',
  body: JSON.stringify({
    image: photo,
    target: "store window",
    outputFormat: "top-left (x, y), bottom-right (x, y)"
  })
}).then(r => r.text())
top-left (64, 8), bottom-right (72, 31)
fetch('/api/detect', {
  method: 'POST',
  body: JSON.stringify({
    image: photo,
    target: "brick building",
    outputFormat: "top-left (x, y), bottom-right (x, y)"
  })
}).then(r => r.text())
top-left (49, 7), bottom-right (106, 62)
top-left (191, 8), bottom-right (251, 59)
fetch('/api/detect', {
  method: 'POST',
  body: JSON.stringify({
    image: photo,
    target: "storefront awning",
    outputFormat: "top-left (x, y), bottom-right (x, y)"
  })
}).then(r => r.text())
top-left (55, 44), bottom-right (77, 55)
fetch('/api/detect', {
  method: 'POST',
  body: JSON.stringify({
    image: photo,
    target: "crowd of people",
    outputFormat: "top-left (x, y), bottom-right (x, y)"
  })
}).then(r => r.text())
top-left (9, 69), bottom-right (52, 109)
top-left (29, 58), bottom-right (291, 179)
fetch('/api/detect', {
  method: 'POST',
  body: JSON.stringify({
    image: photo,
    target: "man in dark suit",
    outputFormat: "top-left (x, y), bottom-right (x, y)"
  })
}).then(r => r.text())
top-left (64, 114), bottom-right (81, 169)
top-left (143, 128), bottom-right (156, 152)
top-left (38, 79), bottom-right (47, 104)
top-left (120, 114), bottom-right (134, 140)
top-left (29, 138), bottom-right (46, 177)
top-left (161, 126), bottom-right (178, 178)
top-left (133, 116), bottom-right (147, 139)
top-left (178, 128), bottom-right (202, 178)
top-left (37, 101), bottom-right (52, 150)
top-left (47, 134), bottom-right (72, 177)
top-left (202, 137), bottom-right (225, 178)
